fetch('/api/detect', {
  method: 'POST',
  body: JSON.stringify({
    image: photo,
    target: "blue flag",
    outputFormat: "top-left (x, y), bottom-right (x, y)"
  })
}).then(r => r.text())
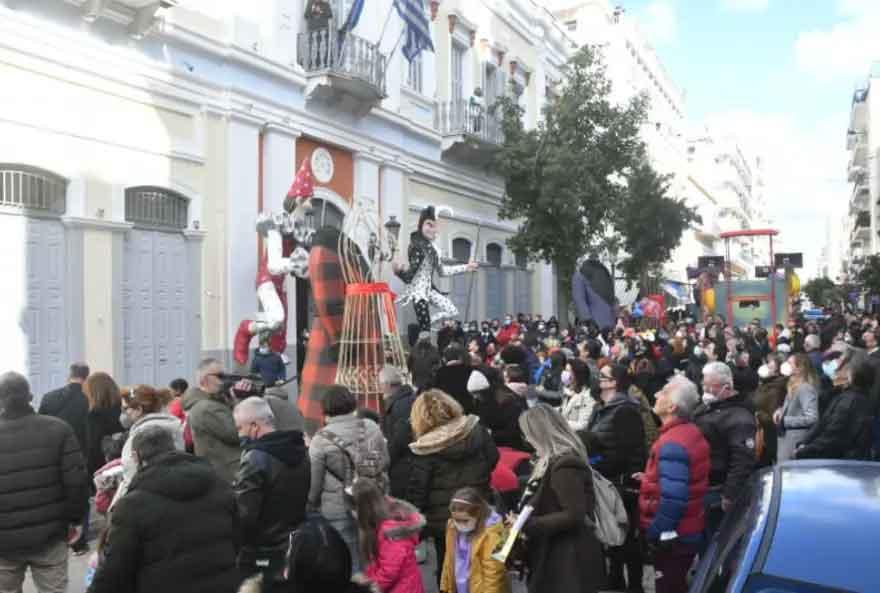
top-left (393, 0), bottom-right (434, 62)
top-left (340, 0), bottom-right (365, 33)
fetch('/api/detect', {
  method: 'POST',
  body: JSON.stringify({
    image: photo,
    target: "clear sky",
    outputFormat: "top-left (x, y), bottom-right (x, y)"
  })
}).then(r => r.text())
top-left (618, 0), bottom-right (880, 278)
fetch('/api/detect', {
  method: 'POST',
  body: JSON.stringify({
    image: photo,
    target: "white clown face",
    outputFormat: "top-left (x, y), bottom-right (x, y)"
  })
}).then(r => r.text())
top-left (422, 219), bottom-right (439, 241)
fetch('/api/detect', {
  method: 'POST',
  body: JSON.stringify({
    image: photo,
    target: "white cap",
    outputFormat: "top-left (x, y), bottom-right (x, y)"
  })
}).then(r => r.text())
top-left (467, 370), bottom-right (490, 393)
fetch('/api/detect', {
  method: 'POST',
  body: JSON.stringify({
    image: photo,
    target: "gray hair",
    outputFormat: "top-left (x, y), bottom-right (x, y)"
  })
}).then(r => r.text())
top-left (665, 375), bottom-right (700, 419)
top-left (131, 424), bottom-right (176, 466)
top-left (703, 361), bottom-right (733, 388)
top-left (197, 358), bottom-right (222, 382)
top-left (804, 334), bottom-right (820, 352)
top-left (234, 396), bottom-right (276, 428)
top-left (378, 366), bottom-right (403, 386)
top-left (518, 404), bottom-right (588, 478)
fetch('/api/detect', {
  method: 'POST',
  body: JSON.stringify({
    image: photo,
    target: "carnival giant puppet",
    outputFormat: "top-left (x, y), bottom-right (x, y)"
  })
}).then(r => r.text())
top-left (233, 160), bottom-right (316, 366)
top-left (393, 206), bottom-right (478, 333)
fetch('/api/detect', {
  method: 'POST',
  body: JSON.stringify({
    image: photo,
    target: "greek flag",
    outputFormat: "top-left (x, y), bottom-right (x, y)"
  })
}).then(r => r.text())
top-left (393, 0), bottom-right (434, 62)
top-left (340, 0), bottom-right (365, 33)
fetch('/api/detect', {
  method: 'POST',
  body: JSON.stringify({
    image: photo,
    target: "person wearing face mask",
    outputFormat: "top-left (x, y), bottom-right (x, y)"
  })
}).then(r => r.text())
top-left (580, 365), bottom-right (646, 593)
top-left (110, 385), bottom-right (184, 510)
top-left (694, 362), bottom-right (757, 542)
top-left (479, 323), bottom-right (497, 352)
top-left (560, 358), bottom-right (595, 432)
top-left (88, 425), bottom-right (239, 593)
top-left (752, 353), bottom-right (787, 466)
top-left (795, 352), bottom-right (874, 461)
top-left (496, 315), bottom-right (521, 347)
top-left (440, 487), bottom-right (509, 593)
top-left (233, 397), bottom-right (310, 590)
top-left (773, 354), bottom-right (819, 462)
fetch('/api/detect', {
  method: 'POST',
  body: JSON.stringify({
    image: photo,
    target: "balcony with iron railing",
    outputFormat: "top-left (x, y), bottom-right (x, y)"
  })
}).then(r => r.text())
top-left (297, 24), bottom-right (387, 115)
top-left (435, 100), bottom-right (504, 164)
top-left (850, 182), bottom-right (869, 215)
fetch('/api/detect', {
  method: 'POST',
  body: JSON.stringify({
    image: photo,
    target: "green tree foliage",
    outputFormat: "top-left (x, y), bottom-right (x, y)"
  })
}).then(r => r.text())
top-left (492, 45), bottom-right (646, 320)
top-left (857, 255), bottom-right (880, 296)
top-left (612, 162), bottom-right (701, 286)
top-left (802, 276), bottom-right (838, 308)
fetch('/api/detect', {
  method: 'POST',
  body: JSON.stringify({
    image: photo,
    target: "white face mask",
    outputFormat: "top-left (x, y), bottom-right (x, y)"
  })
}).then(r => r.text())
top-left (701, 393), bottom-right (719, 406)
top-left (561, 370), bottom-right (572, 386)
top-left (757, 364), bottom-right (770, 379)
top-left (780, 362), bottom-right (793, 377)
top-left (693, 346), bottom-right (703, 358)
top-left (453, 518), bottom-right (477, 533)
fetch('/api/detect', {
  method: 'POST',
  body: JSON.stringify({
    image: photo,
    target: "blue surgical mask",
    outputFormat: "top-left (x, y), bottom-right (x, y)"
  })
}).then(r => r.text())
top-left (822, 360), bottom-right (839, 379)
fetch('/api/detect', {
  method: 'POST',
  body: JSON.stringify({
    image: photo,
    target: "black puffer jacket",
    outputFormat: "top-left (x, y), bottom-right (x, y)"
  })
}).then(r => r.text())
top-left (383, 385), bottom-right (418, 500)
top-left (381, 385), bottom-right (416, 444)
top-left (39, 383), bottom-right (89, 453)
top-left (405, 416), bottom-right (499, 533)
top-left (579, 394), bottom-right (646, 482)
top-left (0, 408), bottom-right (88, 556)
top-left (693, 395), bottom-right (757, 501)
top-left (86, 405), bottom-right (124, 476)
top-left (795, 388), bottom-right (873, 460)
top-left (88, 452), bottom-right (239, 593)
top-left (434, 364), bottom-right (475, 415)
top-left (235, 430), bottom-right (310, 552)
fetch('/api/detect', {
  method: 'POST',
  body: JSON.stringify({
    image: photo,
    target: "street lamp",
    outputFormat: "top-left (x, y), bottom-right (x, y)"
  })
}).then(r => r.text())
top-left (384, 215), bottom-right (401, 258)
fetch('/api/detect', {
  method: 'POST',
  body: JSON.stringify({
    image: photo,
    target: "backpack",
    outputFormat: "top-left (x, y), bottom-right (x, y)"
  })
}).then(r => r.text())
top-left (585, 466), bottom-right (629, 547)
top-left (321, 420), bottom-right (388, 500)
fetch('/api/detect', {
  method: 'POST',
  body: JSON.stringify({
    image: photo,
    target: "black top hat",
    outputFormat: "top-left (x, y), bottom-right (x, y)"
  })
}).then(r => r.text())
top-left (418, 206), bottom-right (436, 233)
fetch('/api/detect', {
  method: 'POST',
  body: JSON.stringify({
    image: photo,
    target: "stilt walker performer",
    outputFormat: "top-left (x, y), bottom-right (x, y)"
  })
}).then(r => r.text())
top-left (393, 206), bottom-right (478, 333)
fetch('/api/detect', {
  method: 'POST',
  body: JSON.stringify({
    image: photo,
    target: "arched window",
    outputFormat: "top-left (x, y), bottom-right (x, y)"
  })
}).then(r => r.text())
top-left (452, 237), bottom-right (472, 263)
top-left (515, 251), bottom-right (527, 269)
top-left (0, 164), bottom-right (67, 214)
top-left (125, 186), bottom-right (188, 231)
top-left (486, 243), bottom-right (503, 266)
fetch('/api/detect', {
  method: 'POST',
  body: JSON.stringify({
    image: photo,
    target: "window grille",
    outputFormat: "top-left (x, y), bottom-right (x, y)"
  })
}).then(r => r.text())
top-left (125, 186), bottom-right (188, 231)
top-left (486, 243), bottom-right (503, 266)
top-left (452, 238), bottom-right (472, 262)
top-left (406, 54), bottom-right (423, 93)
top-left (0, 164), bottom-right (67, 214)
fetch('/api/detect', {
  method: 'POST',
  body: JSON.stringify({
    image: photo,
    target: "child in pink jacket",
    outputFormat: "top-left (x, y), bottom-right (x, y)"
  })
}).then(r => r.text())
top-left (352, 479), bottom-right (426, 593)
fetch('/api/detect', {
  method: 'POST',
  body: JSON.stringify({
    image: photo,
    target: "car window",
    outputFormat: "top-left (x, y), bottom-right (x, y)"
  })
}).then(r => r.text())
top-left (705, 530), bottom-right (749, 593)
top-left (743, 573), bottom-right (857, 593)
top-left (701, 487), bottom-right (759, 593)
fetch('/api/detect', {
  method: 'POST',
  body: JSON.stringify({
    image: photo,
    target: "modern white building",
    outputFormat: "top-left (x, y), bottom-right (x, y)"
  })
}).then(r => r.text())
top-left (843, 63), bottom-right (880, 287)
top-left (0, 0), bottom-right (572, 398)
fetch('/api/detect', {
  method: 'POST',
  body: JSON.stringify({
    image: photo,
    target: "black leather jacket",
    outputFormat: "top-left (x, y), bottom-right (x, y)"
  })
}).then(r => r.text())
top-left (234, 430), bottom-right (310, 552)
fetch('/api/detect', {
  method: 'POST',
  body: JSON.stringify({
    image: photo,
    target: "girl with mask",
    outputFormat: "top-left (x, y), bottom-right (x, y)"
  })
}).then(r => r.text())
top-left (351, 479), bottom-right (426, 593)
top-left (440, 488), bottom-right (510, 593)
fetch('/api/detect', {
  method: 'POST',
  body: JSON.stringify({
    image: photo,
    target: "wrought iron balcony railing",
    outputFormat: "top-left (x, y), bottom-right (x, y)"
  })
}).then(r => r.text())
top-left (435, 100), bottom-right (504, 146)
top-left (297, 26), bottom-right (386, 97)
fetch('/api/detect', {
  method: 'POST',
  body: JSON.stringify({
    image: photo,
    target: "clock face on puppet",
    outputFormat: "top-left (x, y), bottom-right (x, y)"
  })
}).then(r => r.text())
top-left (311, 148), bottom-right (334, 184)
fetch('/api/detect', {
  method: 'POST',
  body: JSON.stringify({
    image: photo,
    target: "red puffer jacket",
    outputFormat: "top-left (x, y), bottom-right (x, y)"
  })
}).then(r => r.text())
top-left (638, 418), bottom-right (710, 542)
top-left (365, 500), bottom-right (426, 593)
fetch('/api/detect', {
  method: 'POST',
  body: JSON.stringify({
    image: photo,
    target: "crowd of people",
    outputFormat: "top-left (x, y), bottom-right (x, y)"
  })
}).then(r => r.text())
top-left (2, 308), bottom-right (878, 593)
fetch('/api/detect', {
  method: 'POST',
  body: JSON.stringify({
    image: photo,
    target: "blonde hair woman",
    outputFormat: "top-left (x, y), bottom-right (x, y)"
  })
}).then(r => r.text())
top-left (774, 353), bottom-right (819, 461)
top-left (407, 390), bottom-right (498, 585)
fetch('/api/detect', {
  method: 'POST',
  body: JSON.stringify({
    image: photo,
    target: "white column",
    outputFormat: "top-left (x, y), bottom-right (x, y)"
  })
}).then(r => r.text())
top-left (260, 124), bottom-right (301, 373)
top-left (227, 116), bottom-right (261, 365)
top-left (262, 124), bottom-right (299, 213)
top-left (540, 262), bottom-right (555, 318)
top-left (380, 160), bottom-right (407, 291)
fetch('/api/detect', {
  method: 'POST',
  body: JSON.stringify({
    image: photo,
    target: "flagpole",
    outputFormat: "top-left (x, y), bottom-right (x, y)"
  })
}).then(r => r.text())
top-left (377, 0), bottom-right (397, 49)
top-left (386, 28), bottom-right (405, 65)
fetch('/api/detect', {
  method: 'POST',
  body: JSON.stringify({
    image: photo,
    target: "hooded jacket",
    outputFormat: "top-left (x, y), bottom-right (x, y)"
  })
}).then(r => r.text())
top-left (365, 499), bottom-right (426, 593)
top-left (0, 408), bottom-right (88, 556)
top-left (235, 430), bottom-right (311, 552)
top-left (406, 416), bottom-right (499, 533)
top-left (440, 512), bottom-right (510, 593)
top-left (183, 386), bottom-right (241, 483)
top-left (87, 452), bottom-right (239, 593)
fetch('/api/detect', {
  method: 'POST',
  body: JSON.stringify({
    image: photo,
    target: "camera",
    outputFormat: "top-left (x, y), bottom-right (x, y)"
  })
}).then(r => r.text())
top-left (217, 373), bottom-right (267, 400)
